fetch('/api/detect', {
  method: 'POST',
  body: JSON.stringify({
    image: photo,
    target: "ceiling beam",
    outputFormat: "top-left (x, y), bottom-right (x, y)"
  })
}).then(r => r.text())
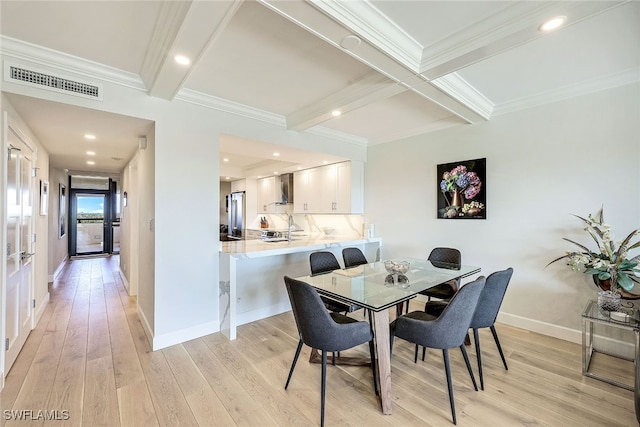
top-left (260, 0), bottom-right (486, 125)
top-left (140, 0), bottom-right (242, 100)
top-left (419, 1), bottom-right (627, 79)
top-left (286, 71), bottom-right (406, 131)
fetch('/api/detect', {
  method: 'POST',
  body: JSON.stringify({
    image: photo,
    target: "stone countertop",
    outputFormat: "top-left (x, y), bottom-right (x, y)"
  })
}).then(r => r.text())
top-left (220, 235), bottom-right (382, 257)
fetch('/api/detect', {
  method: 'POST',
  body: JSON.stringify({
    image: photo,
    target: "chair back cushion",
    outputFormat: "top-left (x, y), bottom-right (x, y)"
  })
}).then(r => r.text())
top-left (284, 276), bottom-right (371, 351)
top-left (470, 268), bottom-right (514, 329)
top-left (342, 247), bottom-right (368, 268)
top-left (394, 276), bottom-right (485, 349)
top-left (310, 251), bottom-right (341, 276)
top-left (428, 247), bottom-right (461, 266)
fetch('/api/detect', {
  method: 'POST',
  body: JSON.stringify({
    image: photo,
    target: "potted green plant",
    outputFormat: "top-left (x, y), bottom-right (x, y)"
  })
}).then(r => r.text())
top-left (547, 207), bottom-right (640, 303)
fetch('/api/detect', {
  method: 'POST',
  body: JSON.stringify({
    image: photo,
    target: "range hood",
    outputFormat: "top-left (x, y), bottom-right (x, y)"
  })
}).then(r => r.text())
top-left (277, 173), bottom-right (294, 204)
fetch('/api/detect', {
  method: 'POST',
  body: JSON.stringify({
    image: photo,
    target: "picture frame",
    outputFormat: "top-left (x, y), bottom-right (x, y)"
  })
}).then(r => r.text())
top-left (437, 158), bottom-right (486, 219)
top-left (40, 180), bottom-right (49, 215)
top-left (59, 183), bottom-right (67, 238)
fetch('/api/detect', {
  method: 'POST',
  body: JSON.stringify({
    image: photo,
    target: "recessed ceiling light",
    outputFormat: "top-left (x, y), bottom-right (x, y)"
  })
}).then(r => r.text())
top-left (296, 166), bottom-right (302, 170)
top-left (273, 152), bottom-right (280, 157)
top-left (331, 110), bottom-right (341, 117)
top-left (322, 161), bottom-right (328, 165)
top-left (174, 55), bottom-right (191, 65)
top-left (274, 171), bottom-right (279, 175)
top-left (84, 134), bottom-right (96, 140)
top-left (225, 176), bottom-right (230, 180)
top-left (223, 158), bottom-right (229, 162)
top-left (86, 161), bottom-right (95, 165)
top-left (86, 151), bottom-right (96, 156)
top-left (539, 16), bottom-right (566, 32)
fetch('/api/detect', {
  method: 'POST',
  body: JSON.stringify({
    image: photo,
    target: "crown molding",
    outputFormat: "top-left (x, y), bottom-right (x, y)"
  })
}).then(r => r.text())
top-left (176, 88), bottom-right (368, 147)
top-left (308, 0), bottom-right (423, 72)
top-left (305, 125), bottom-right (368, 147)
top-left (430, 73), bottom-right (493, 120)
top-left (493, 68), bottom-right (640, 116)
top-left (0, 36), bottom-right (145, 91)
top-left (419, 1), bottom-right (626, 79)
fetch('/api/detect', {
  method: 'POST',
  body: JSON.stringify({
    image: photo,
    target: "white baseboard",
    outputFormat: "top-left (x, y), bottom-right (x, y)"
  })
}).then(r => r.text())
top-left (34, 292), bottom-right (50, 325)
top-left (152, 321), bottom-right (219, 351)
top-left (48, 255), bottom-right (68, 283)
top-left (498, 312), bottom-right (581, 344)
top-left (497, 311), bottom-right (635, 358)
top-left (119, 268), bottom-right (131, 295)
top-left (137, 306), bottom-right (154, 350)
top-left (237, 302), bottom-right (291, 328)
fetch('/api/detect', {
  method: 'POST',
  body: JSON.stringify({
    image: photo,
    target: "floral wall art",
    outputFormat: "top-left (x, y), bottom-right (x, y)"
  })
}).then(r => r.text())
top-left (437, 158), bottom-right (486, 219)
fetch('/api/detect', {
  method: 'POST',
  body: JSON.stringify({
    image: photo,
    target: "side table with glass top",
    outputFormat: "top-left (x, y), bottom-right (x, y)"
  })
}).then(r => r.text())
top-left (581, 299), bottom-right (639, 391)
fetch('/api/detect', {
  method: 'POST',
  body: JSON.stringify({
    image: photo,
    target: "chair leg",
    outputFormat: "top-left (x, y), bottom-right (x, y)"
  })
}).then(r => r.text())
top-left (459, 344), bottom-right (478, 391)
top-left (422, 346), bottom-right (426, 361)
top-left (285, 339), bottom-right (304, 389)
top-left (321, 350), bottom-right (327, 427)
top-left (473, 328), bottom-right (484, 390)
top-left (442, 349), bottom-right (457, 425)
top-left (490, 325), bottom-right (508, 370)
top-left (368, 340), bottom-right (379, 396)
top-left (414, 344), bottom-right (419, 363)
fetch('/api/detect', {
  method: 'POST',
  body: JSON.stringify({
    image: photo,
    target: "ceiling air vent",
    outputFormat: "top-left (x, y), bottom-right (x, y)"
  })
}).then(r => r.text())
top-left (6, 64), bottom-right (102, 100)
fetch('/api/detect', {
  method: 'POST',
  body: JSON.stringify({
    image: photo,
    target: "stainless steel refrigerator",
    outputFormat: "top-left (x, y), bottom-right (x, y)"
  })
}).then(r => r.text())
top-left (226, 191), bottom-right (246, 240)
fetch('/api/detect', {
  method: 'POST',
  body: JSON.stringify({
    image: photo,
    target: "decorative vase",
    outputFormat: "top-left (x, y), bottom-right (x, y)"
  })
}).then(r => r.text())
top-left (597, 290), bottom-right (622, 312)
top-left (451, 190), bottom-right (464, 208)
top-left (592, 275), bottom-right (640, 300)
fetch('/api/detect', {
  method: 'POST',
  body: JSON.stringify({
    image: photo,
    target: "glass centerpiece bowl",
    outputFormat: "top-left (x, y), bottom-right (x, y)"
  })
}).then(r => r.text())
top-left (384, 260), bottom-right (410, 275)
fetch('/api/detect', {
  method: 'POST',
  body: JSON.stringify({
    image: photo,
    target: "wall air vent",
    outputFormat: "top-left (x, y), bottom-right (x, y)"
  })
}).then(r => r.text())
top-left (5, 63), bottom-right (103, 100)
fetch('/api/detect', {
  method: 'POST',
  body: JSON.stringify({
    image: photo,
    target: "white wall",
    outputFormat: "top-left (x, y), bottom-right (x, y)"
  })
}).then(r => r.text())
top-left (48, 167), bottom-right (68, 281)
top-left (365, 83), bottom-right (640, 343)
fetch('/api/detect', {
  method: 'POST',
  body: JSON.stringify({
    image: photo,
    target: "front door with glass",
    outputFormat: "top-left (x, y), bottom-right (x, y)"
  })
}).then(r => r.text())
top-left (75, 194), bottom-right (106, 254)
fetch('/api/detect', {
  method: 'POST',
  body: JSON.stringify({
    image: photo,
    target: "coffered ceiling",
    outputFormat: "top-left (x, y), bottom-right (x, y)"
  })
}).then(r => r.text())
top-left (1, 0), bottom-right (638, 177)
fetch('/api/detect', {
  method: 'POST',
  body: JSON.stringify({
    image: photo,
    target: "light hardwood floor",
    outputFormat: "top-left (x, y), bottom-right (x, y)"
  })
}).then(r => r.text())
top-left (1, 255), bottom-right (636, 426)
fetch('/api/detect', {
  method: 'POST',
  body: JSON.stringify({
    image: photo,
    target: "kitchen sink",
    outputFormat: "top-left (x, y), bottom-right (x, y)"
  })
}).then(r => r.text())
top-left (261, 237), bottom-right (290, 242)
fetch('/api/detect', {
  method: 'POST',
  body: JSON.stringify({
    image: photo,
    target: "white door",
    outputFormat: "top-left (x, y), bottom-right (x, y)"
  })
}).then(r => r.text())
top-left (4, 126), bottom-right (34, 373)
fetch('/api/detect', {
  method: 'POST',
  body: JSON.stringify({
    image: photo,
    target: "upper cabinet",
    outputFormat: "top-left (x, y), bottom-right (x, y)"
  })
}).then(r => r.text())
top-left (257, 176), bottom-right (279, 213)
top-left (294, 161), bottom-right (363, 214)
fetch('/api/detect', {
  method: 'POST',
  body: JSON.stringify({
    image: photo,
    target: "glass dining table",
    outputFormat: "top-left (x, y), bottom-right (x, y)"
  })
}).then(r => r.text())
top-left (295, 257), bottom-right (481, 415)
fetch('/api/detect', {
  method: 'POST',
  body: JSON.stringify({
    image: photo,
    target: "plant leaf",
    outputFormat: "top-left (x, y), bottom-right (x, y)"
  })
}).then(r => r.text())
top-left (617, 273), bottom-right (634, 291)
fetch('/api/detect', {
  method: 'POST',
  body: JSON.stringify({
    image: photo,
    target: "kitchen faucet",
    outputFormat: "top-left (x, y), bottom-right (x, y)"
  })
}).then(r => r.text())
top-left (288, 214), bottom-right (293, 242)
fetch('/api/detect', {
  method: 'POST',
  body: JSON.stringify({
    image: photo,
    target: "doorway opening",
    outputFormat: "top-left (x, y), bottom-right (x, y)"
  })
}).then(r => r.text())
top-left (68, 175), bottom-right (121, 257)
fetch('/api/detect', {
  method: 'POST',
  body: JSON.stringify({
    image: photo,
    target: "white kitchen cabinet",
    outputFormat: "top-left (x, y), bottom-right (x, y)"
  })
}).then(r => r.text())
top-left (231, 179), bottom-right (246, 192)
top-left (294, 167), bottom-right (323, 213)
top-left (257, 176), bottom-right (278, 213)
top-left (294, 161), bottom-right (363, 214)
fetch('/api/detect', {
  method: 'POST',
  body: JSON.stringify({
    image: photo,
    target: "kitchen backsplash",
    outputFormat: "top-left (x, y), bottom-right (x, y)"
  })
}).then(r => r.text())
top-left (247, 210), bottom-right (364, 238)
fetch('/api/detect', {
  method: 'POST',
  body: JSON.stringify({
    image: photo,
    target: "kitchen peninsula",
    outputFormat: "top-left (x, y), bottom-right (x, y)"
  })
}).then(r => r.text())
top-left (219, 235), bottom-right (382, 339)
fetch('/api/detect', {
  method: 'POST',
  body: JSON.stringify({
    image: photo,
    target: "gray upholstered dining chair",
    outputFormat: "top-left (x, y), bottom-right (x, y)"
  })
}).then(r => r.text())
top-left (342, 247), bottom-right (368, 268)
top-left (390, 276), bottom-right (486, 425)
top-left (283, 276), bottom-right (378, 427)
top-left (310, 251), bottom-right (362, 315)
top-left (419, 247), bottom-right (462, 303)
top-left (425, 268), bottom-right (513, 390)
